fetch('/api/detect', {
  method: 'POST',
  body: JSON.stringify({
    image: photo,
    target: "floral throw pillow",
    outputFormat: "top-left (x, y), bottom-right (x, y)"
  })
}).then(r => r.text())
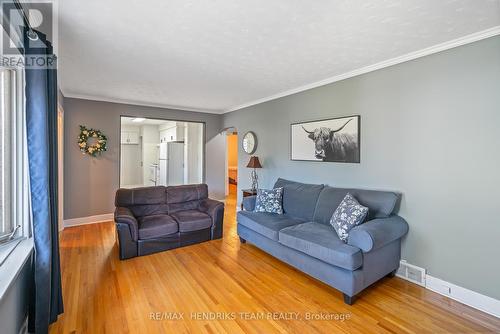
top-left (254, 188), bottom-right (284, 214)
top-left (330, 193), bottom-right (369, 242)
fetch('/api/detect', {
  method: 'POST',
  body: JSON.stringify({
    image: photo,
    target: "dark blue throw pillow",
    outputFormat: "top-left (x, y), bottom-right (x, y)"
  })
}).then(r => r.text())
top-left (330, 193), bottom-right (369, 242)
top-left (254, 188), bottom-right (283, 214)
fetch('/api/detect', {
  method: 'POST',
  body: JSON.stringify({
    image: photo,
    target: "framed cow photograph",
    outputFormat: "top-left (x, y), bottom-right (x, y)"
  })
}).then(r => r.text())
top-left (290, 115), bottom-right (360, 163)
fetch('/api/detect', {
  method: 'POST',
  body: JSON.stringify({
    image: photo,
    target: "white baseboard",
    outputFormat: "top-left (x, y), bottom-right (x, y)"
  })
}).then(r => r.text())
top-left (425, 274), bottom-right (500, 319)
top-left (63, 213), bottom-right (114, 228)
top-left (397, 261), bottom-right (500, 319)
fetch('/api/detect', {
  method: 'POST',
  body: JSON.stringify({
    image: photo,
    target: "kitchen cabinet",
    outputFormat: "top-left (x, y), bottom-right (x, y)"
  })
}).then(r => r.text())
top-left (121, 131), bottom-right (139, 144)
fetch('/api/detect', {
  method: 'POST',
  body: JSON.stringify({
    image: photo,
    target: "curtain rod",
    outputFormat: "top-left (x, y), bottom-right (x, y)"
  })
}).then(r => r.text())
top-left (13, 0), bottom-right (39, 40)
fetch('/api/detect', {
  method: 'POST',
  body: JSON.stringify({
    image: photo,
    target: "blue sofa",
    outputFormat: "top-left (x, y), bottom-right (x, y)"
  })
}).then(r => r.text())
top-left (237, 178), bottom-right (409, 305)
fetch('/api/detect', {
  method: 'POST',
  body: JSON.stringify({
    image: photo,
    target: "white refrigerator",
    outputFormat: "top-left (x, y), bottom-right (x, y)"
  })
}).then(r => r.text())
top-left (158, 142), bottom-right (184, 186)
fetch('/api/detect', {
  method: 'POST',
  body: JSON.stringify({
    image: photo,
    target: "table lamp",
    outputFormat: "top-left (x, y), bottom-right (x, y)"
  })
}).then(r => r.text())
top-left (246, 156), bottom-right (262, 192)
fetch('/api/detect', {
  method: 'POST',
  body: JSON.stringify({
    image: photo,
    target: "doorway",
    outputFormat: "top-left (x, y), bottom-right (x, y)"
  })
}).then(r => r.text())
top-left (226, 132), bottom-right (238, 199)
top-left (57, 105), bottom-right (64, 231)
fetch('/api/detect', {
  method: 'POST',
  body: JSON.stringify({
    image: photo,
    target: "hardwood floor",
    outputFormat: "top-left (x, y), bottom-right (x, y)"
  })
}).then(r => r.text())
top-left (50, 186), bottom-right (500, 333)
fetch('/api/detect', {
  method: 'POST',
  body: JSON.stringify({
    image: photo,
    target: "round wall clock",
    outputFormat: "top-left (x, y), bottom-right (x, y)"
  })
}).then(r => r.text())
top-left (242, 131), bottom-right (257, 154)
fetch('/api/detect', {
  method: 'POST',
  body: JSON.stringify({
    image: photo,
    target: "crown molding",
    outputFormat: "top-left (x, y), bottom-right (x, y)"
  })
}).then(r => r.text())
top-left (224, 26), bottom-right (500, 113)
top-left (61, 91), bottom-right (224, 115)
top-left (61, 27), bottom-right (500, 115)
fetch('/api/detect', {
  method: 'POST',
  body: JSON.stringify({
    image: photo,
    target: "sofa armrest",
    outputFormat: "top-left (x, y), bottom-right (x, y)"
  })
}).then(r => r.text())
top-left (114, 207), bottom-right (139, 241)
top-left (242, 195), bottom-right (256, 211)
top-left (199, 199), bottom-right (225, 239)
top-left (347, 215), bottom-right (409, 252)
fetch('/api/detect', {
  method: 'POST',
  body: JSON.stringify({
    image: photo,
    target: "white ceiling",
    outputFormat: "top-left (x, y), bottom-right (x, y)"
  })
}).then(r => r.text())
top-left (59, 0), bottom-right (500, 114)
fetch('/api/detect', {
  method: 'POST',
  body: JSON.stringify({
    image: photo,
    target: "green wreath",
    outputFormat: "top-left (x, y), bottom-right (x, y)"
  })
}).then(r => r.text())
top-left (78, 125), bottom-right (107, 157)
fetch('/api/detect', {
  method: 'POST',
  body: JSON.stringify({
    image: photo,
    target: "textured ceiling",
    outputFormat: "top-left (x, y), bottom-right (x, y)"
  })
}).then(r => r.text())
top-left (59, 0), bottom-right (500, 113)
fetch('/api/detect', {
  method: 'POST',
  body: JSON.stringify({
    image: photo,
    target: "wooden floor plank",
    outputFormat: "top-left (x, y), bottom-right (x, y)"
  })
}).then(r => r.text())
top-left (50, 186), bottom-right (500, 333)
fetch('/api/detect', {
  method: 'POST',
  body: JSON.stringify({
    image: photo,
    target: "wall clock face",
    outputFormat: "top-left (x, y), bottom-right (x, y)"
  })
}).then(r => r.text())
top-left (242, 131), bottom-right (257, 154)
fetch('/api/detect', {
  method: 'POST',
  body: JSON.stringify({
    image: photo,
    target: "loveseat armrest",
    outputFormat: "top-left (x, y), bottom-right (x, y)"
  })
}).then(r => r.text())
top-left (242, 195), bottom-right (256, 211)
top-left (347, 215), bottom-right (408, 252)
top-left (114, 207), bottom-right (139, 241)
top-left (198, 199), bottom-right (224, 239)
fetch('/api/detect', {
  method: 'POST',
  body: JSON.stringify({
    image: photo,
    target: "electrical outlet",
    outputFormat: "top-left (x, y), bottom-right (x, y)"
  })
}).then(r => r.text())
top-left (433, 282), bottom-right (452, 295)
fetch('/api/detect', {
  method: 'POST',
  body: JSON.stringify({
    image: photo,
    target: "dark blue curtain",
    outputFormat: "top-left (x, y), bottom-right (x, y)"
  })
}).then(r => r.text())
top-left (24, 29), bottom-right (64, 334)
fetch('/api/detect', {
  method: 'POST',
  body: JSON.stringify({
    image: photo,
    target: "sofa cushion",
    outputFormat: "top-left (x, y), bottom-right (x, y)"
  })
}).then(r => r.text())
top-left (116, 186), bottom-right (169, 217)
top-left (237, 211), bottom-right (304, 241)
top-left (167, 184), bottom-right (208, 204)
top-left (330, 193), bottom-right (369, 242)
top-left (279, 222), bottom-right (363, 270)
top-left (170, 210), bottom-right (212, 232)
top-left (167, 184), bottom-right (209, 213)
top-left (254, 188), bottom-right (283, 214)
top-left (274, 178), bottom-right (324, 221)
top-left (313, 186), bottom-right (400, 224)
top-left (116, 186), bottom-right (167, 206)
top-left (138, 214), bottom-right (178, 239)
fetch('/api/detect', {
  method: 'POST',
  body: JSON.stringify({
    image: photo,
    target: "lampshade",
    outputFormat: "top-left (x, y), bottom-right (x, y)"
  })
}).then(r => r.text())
top-left (246, 156), bottom-right (262, 169)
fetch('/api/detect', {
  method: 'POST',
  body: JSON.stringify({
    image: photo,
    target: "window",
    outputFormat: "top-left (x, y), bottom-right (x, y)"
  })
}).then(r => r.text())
top-left (0, 67), bottom-right (28, 246)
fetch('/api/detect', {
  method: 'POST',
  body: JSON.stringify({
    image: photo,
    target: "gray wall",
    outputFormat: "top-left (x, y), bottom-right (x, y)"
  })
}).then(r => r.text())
top-left (63, 98), bottom-right (225, 219)
top-left (223, 36), bottom-right (500, 299)
top-left (0, 256), bottom-right (31, 334)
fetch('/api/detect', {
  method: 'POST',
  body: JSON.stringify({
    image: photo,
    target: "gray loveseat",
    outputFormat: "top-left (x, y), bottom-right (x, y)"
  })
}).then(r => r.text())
top-left (115, 184), bottom-right (224, 260)
top-left (237, 178), bottom-right (408, 305)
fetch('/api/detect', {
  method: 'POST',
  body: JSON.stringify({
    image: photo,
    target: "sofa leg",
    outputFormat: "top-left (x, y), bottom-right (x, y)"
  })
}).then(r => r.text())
top-left (239, 237), bottom-right (246, 244)
top-left (343, 294), bottom-right (356, 305)
top-left (387, 269), bottom-right (397, 278)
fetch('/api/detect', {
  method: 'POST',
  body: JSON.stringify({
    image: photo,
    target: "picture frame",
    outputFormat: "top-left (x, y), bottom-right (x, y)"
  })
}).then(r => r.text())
top-left (290, 115), bottom-right (360, 163)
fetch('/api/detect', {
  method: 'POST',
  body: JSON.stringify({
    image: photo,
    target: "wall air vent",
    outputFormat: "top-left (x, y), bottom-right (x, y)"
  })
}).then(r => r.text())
top-left (396, 260), bottom-right (426, 286)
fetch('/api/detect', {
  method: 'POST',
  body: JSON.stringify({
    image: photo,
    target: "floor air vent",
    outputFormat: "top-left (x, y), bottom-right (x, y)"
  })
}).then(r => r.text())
top-left (396, 260), bottom-right (426, 286)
